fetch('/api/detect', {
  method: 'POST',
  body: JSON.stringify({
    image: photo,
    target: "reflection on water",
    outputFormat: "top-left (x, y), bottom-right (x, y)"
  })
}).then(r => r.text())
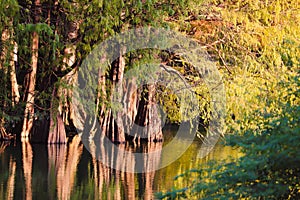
top-left (0, 128), bottom-right (240, 200)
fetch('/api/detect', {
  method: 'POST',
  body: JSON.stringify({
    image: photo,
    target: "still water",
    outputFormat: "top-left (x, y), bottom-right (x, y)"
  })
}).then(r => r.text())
top-left (0, 127), bottom-right (239, 200)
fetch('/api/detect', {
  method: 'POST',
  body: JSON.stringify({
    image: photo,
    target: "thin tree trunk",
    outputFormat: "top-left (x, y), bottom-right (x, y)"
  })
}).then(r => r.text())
top-left (21, 0), bottom-right (41, 138)
top-left (21, 31), bottom-right (39, 139)
top-left (0, 25), bottom-right (20, 107)
top-left (10, 41), bottom-right (20, 107)
top-left (0, 27), bottom-right (16, 140)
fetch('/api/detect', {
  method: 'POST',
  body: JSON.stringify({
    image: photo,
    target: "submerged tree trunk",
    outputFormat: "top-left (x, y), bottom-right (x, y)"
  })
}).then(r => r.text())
top-left (21, 0), bottom-right (41, 139)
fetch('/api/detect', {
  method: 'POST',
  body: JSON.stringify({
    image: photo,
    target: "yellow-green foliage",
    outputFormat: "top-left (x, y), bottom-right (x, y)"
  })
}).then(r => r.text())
top-left (158, 1), bottom-right (300, 197)
top-left (184, 0), bottom-right (300, 132)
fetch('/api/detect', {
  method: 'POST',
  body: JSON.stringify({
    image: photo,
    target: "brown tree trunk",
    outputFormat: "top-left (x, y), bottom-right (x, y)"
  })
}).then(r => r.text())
top-left (133, 84), bottom-right (163, 142)
top-left (0, 27), bottom-right (17, 140)
top-left (94, 50), bottom-right (163, 143)
top-left (0, 25), bottom-right (20, 107)
top-left (95, 47), bottom-right (127, 143)
top-left (47, 0), bottom-right (79, 143)
top-left (21, 0), bottom-right (41, 139)
top-left (10, 41), bottom-right (20, 107)
top-left (48, 87), bottom-right (67, 144)
top-left (111, 47), bottom-right (126, 143)
top-left (30, 0), bottom-right (79, 143)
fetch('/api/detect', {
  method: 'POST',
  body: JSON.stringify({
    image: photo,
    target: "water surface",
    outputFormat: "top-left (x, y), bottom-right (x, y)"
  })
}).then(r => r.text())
top-left (0, 127), bottom-right (239, 199)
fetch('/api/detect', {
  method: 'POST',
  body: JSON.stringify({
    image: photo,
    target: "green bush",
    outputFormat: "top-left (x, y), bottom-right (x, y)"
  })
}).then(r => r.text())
top-left (157, 75), bottom-right (300, 199)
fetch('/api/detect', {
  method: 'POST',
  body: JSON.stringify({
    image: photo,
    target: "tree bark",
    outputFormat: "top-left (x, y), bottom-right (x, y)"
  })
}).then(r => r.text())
top-left (46, 0), bottom-right (79, 143)
top-left (95, 47), bottom-right (127, 143)
top-left (30, 0), bottom-right (79, 143)
top-left (21, 0), bottom-right (41, 139)
top-left (48, 87), bottom-right (67, 144)
top-left (10, 41), bottom-right (20, 107)
top-left (93, 50), bottom-right (163, 143)
top-left (0, 25), bottom-right (20, 107)
top-left (133, 84), bottom-right (163, 142)
top-left (0, 26), bottom-right (17, 140)
top-left (111, 47), bottom-right (126, 143)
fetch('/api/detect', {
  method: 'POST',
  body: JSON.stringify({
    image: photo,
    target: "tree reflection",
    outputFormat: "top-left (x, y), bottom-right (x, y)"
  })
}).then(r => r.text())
top-left (22, 141), bottom-right (33, 200)
top-left (6, 157), bottom-right (16, 200)
top-left (88, 140), bottom-right (163, 199)
top-left (0, 142), bottom-right (10, 154)
top-left (0, 132), bottom-right (238, 200)
top-left (48, 135), bottom-right (83, 200)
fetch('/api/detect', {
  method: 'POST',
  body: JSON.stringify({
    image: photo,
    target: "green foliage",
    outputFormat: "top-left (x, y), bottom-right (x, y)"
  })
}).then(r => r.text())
top-left (157, 1), bottom-right (300, 197)
top-left (157, 73), bottom-right (300, 199)
top-left (172, 0), bottom-right (300, 132)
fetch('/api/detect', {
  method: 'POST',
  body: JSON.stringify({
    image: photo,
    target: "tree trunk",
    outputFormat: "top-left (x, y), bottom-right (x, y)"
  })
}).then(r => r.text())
top-left (10, 41), bottom-right (20, 107)
top-left (111, 47), bottom-right (126, 143)
top-left (93, 49), bottom-right (163, 143)
top-left (95, 47), bottom-right (127, 143)
top-left (46, 0), bottom-right (79, 143)
top-left (48, 87), bottom-right (67, 144)
top-left (21, 0), bottom-right (41, 139)
top-left (0, 26), bottom-right (17, 140)
top-left (133, 84), bottom-right (163, 142)
top-left (30, 0), bottom-right (79, 143)
top-left (0, 25), bottom-right (20, 107)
